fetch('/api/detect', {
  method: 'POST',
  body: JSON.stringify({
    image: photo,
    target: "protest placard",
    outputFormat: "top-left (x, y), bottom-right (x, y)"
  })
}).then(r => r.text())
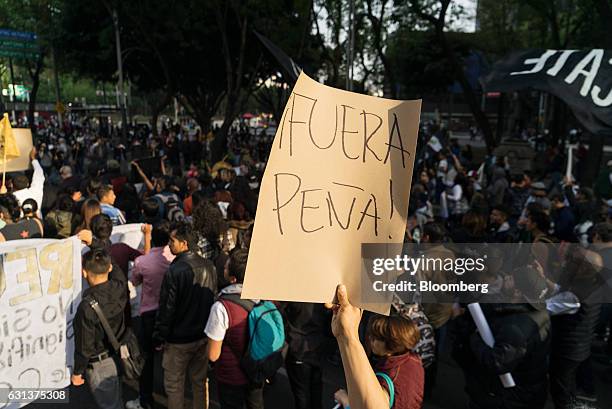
top-left (242, 72), bottom-right (421, 314)
top-left (4, 129), bottom-right (33, 173)
top-left (0, 237), bottom-right (82, 409)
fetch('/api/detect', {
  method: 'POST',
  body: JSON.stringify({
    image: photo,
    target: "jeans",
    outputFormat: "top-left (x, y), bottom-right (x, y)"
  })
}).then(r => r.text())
top-left (217, 382), bottom-right (264, 409)
top-left (85, 357), bottom-right (124, 409)
top-left (138, 310), bottom-right (156, 408)
top-left (285, 357), bottom-right (322, 409)
top-left (550, 356), bottom-right (582, 409)
top-left (162, 338), bottom-right (209, 409)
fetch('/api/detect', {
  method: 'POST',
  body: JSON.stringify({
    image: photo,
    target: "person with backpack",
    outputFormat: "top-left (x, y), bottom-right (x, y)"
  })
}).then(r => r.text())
top-left (153, 175), bottom-right (183, 221)
top-left (72, 249), bottom-right (127, 409)
top-left (153, 223), bottom-right (217, 409)
top-left (279, 302), bottom-right (328, 409)
top-left (206, 248), bottom-right (285, 409)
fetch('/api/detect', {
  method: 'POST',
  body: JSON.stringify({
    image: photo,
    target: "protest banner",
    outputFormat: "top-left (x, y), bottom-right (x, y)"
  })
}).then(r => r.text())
top-left (242, 72), bottom-right (421, 314)
top-left (0, 237), bottom-right (82, 409)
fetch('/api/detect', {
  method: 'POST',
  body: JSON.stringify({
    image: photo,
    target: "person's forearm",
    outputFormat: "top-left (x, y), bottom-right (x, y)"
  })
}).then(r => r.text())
top-left (337, 335), bottom-right (389, 409)
top-left (143, 234), bottom-right (151, 254)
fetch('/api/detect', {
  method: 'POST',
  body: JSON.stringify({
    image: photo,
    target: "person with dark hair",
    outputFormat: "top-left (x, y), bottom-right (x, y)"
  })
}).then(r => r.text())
top-left (71, 249), bottom-right (127, 409)
top-left (550, 249), bottom-right (604, 408)
top-left (192, 199), bottom-right (227, 261)
top-left (551, 194), bottom-right (576, 242)
top-left (205, 248), bottom-right (264, 409)
top-left (592, 222), bottom-right (612, 363)
top-left (183, 178), bottom-right (200, 216)
top-left (453, 268), bottom-right (551, 409)
top-left (20, 198), bottom-right (38, 220)
top-left (0, 193), bottom-right (43, 241)
top-left (419, 221), bottom-right (455, 395)
top-left (153, 222), bottom-right (217, 409)
top-left (451, 211), bottom-right (487, 243)
top-left (488, 204), bottom-right (513, 243)
top-left (153, 175), bottom-right (181, 219)
top-left (126, 221), bottom-right (175, 409)
top-left (279, 302), bottom-right (327, 409)
top-left (141, 198), bottom-right (161, 225)
top-left (98, 185), bottom-right (126, 226)
top-left (12, 148), bottom-right (44, 217)
top-left (45, 193), bottom-right (76, 238)
top-left (87, 214), bottom-right (151, 279)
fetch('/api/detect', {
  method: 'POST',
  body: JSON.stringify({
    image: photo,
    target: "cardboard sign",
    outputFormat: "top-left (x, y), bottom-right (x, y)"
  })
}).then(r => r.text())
top-left (0, 237), bottom-right (82, 409)
top-left (242, 73), bottom-right (421, 314)
top-left (4, 129), bottom-right (33, 172)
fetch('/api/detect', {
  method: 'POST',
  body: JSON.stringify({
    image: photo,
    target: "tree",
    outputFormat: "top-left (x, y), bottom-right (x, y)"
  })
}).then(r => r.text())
top-left (406, 0), bottom-right (496, 152)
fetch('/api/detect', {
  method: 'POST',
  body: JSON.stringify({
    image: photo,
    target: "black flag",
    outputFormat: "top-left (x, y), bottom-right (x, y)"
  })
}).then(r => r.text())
top-left (254, 31), bottom-right (301, 84)
top-left (482, 49), bottom-right (612, 136)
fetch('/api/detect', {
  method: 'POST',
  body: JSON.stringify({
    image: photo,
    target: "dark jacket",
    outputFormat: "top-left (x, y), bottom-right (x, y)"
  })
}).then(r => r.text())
top-left (551, 278), bottom-right (602, 362)
top-left (73, 268), bottom-right (127, 375)
top-left (153, 251), bottom-right (217, 345)
top-left (279, 302), bottom-right (328, 364)
top-left (453, 303), bottom-right (551, 409)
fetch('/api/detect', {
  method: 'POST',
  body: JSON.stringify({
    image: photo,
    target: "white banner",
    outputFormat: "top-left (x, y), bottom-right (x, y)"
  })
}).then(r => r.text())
top-left (0, 237), bottom-right (82, 409)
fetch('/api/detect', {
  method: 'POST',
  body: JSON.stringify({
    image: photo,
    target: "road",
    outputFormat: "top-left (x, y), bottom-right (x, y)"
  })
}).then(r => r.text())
top-left (28, 339), bottom-right (612, 409)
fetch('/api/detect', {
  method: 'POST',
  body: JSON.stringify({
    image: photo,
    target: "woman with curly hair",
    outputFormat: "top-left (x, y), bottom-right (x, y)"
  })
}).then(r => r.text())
top-left (192, 199), bottom-right (227, 261)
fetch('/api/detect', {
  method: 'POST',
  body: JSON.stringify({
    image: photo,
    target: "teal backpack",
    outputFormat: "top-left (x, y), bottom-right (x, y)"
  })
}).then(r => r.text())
top-left (220, 294), bottom-right (287, 383)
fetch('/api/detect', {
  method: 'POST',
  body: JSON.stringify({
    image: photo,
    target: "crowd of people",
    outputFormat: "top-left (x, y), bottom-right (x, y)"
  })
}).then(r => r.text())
top-left (1, 114), bottom-right (612, 409)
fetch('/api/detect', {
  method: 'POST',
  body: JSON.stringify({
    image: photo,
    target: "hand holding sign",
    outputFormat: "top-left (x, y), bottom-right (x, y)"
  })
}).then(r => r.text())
top-left (242, 73), bottom-right (421, 314)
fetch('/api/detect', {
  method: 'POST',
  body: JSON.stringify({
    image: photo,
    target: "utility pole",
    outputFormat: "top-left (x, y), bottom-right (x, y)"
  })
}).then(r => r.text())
top-left (51, 43), bottom-right (63, 125)
top-left (8, 57), bottom-right (16, 122)
top-left (345, 0), bottom-right (356, 91)
top-left (111, 7), bottom-right (128, 143)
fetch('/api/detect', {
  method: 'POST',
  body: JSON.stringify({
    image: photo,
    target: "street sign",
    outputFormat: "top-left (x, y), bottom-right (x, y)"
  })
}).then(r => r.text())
top-left (0, 28), bottom-right (40, 60)
top-left (0, 29), bottom-right (36, 42)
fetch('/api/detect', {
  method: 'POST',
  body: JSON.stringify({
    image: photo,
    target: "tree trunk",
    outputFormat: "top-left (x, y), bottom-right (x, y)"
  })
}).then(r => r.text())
top-left (438, 32), bottom-right (495, 153)
top-left (27, 54), bottom-right (44, 137)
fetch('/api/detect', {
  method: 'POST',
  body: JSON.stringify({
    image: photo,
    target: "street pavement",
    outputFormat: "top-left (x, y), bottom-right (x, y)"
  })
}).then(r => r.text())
top-left (28, 341), bottom-right (612, 409)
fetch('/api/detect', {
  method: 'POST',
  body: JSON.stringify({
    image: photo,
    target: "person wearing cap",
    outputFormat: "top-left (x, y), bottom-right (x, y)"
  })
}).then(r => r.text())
top-left (12, 147), bottom-right (45, 218)
top-left (453, 263), bottom-right (551, 409)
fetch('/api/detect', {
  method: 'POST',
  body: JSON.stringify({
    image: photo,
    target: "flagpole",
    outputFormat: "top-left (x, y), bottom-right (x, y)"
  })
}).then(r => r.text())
top-left (0, 118), bottom-right (6, 194)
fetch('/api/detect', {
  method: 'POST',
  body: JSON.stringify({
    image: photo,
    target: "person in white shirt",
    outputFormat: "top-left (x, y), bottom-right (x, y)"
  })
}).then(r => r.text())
top-left (12, 148), bottom-right (44, 218)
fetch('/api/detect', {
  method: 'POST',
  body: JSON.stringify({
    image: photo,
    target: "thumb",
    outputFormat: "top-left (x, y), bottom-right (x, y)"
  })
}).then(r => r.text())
top-left (336, 284), bottom-right (349, 306)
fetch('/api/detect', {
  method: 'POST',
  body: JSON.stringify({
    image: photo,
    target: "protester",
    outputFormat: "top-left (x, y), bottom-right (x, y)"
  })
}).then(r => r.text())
top-left (12, 148), bottom-right (45, 217)
top-left (97, 184), bottom-right (126, 226)
top-left (72, 249), bottom-right (127, 409)
top-left (126, 221), bottom-right (175, 409)
top-left (330, 284), bottom-right (421, 409)
top-left (205, 248), bottom-right (264, 409)
top-left (550, 249), bottom-right (604, 409)
top-left (279, 302), bottom-right (328, 409)
top-left (0, 193), bottom-right (43, 240)
top-left (153, 223), bottom-right (217, 409)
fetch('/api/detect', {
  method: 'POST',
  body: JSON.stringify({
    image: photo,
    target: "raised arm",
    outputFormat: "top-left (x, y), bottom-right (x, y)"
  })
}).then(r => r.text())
top-left (131, 161), bottom-right (155, 191)
top-left (331, 285), bottom-right (389, 409)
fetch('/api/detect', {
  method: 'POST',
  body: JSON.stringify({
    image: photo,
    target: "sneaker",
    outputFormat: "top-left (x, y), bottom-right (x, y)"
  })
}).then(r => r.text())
top-left (126, 399), bottom-right (147, 409)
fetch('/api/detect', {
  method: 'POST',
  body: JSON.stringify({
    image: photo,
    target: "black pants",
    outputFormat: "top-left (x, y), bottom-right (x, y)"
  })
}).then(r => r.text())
top-left (285, 357), bottom-right (322, 409)
top-left (217, 382), bottom-right (264, 409)
top-left (138, 310), bottom-right (157, 408)
top-left (550, 356), bottom-right (582, 409)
